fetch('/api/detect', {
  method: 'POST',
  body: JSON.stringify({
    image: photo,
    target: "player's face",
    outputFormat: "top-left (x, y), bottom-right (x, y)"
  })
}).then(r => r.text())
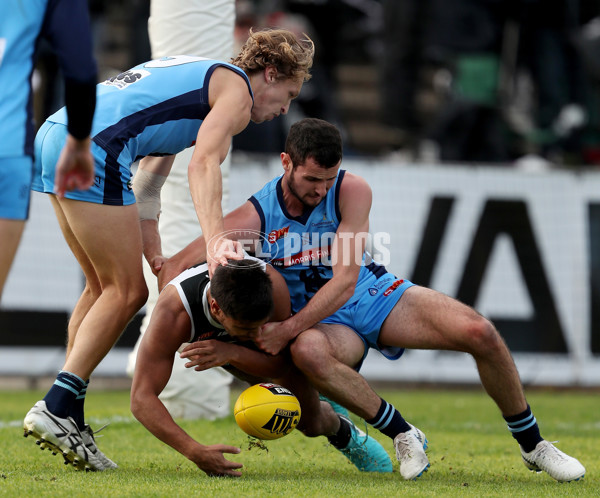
top-left (285, 157), bottom-right (340, 208)
top-left (251, 77), bottom-right (303, 123)
top-left (221, 316), bottom-right (266, 342)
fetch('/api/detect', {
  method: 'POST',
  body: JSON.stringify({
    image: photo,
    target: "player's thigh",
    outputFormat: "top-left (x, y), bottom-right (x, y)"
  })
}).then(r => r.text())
top-left (56, 198), bottom-right (144, 285)
top-left (379, 285), bottom-right (485, 350)
top-left (49, 196), bottom-right (99, 288)
top-left (312, 323), bottom-right (366, 368)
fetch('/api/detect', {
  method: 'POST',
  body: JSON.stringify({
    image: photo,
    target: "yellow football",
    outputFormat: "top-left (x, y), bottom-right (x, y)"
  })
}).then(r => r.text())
top-left (234, 383), bottom-right (301, 440)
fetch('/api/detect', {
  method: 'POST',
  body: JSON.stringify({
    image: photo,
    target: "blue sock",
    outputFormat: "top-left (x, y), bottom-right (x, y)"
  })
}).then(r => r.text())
top-left (70, 379), bottom-right (89, 430)
top-left (43, 371), bottom-right (86, 419)
top-left (504, 405), bottom-right (543, 453)
top-left (366, 398), bottom-right (411, 439)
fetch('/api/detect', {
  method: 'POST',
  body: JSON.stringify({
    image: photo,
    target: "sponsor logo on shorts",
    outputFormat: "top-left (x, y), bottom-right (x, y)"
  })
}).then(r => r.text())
top-left (383, 279), bottom-right (404, 296)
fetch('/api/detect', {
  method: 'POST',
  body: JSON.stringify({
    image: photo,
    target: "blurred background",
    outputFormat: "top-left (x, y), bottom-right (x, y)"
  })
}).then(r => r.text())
top-left (30, 0), bottom-right (600, 167)
top-left (2, 0), bottom-right (600, 388)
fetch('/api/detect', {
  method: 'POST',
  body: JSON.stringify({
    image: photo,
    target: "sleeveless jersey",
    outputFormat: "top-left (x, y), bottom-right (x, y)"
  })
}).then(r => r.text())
top-left (249, 170), bottom-right (387, 314)
top-left (46, 56), bottom-right (252, 168)
top-left (0, 0), bottom-right (96, 158)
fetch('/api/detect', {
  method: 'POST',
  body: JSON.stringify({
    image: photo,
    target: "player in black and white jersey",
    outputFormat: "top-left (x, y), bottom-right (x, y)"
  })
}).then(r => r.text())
top-left (130, 258), bottom-right (393, 477)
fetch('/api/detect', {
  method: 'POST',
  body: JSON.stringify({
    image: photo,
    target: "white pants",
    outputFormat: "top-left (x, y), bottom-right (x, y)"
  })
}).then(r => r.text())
top-left (127, 0), bottom-right (236, 420)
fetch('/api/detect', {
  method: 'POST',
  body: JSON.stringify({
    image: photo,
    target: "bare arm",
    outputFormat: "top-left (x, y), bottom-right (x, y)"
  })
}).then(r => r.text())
top-left (159, 200), bottom-right (262, 290)
top-left (188, 68), bottom-right (253, 273)
top-left (133, 155), bottom-right (175, 273)
top-left (130, 286), bottom-right (243, 476)
top-left (256, 173), bottom-right (373, 354)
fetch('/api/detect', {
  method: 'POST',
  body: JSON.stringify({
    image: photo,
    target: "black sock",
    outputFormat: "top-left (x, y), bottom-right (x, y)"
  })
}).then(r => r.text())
top-left (70, 379), bottom-right (89, 430)
top-left (43, 371), bottom-right (86, 419)
top-left (327, 415), bottom-right (352, 449)
top-left (366, 398), bottom-right (411, 439)
top-left (504, 405), bottom-right (543, 453)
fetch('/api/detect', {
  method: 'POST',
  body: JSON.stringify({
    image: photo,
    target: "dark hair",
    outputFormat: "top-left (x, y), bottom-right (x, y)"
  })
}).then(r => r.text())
top-left (285, 118), bottom-right (342, 168)
top-left (210, 259), bottom-right (273, 322)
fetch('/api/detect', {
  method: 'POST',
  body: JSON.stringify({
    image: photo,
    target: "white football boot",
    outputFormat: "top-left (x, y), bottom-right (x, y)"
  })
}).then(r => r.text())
top-left (520, 440), bottom-right (585, 482)
top-left (24, 400), bottom-right (102, 471)
top-left (81, 424), bottom-right (118, 470)
top-left (393, 424), bottom-right (430, 480)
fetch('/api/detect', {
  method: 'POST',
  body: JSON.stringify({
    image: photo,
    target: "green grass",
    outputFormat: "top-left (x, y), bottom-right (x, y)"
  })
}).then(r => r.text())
top-left (0, 387), bottom-right (597, 497)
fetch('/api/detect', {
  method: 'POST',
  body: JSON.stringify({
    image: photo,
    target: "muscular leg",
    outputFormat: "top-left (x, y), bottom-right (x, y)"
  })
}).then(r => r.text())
top-left (379, 286), bottom-right (527, 417)
top-left (290, 324), bottom-right (382, 420)
top-left (50, 196), bottom-right (102, 358)
top-left (54, 197), bottom-right (148, 379)
top-left (275, 367), bottom-right (340, 437)
top-left (0, 218), bottom-right (25, 300)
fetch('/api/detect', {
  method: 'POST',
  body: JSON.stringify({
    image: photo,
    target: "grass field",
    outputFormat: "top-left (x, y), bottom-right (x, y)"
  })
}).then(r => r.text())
top-left (0, 386), bottom-right (597, 497)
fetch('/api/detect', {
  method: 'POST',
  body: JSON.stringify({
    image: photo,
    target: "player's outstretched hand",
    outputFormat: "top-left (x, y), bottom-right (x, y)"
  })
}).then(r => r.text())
top-left (190, 444), bottom-right (243, 477)
top-left (54, 135), bottom-right (95, 198)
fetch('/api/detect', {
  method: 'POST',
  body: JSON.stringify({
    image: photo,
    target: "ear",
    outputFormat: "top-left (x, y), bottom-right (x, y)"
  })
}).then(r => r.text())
top-left (265, 66), bottom-right (277, 84)
top-left (209, 298), bottom-right (222, 318)
top-left (281, 152), bottom-right (291, 171)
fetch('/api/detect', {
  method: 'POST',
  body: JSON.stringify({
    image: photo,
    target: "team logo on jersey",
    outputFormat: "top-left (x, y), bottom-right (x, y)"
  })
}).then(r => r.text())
top-left (268, 226), bottom-right (290, 243)
top-left (368, 288), bottom-right (378, 296)
top-left (101, 69), bottom-right (151, 90)
top-left (383, 279), bottom-right (405, 296)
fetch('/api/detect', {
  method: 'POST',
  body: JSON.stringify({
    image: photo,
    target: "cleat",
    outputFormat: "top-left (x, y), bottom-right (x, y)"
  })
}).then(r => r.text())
top-left (337, 415), bottom-right (393, 473)
top-left (394, 424), bottom-right (430, 480)
top-left (81, 424), bottom-right (118, 470)
top-left (23, 400), bottom-right (102, 471)
top-left (521, 440), bottom-right (585, 482)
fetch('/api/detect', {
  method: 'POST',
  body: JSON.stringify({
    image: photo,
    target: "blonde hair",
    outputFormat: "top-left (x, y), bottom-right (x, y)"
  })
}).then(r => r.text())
top-left (232, 28), bottom-right (315, 82)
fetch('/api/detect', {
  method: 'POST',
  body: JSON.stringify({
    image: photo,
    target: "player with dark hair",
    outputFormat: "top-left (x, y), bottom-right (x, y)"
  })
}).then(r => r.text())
top-left (210, 261), bottom-right (274, 322)
top-left (163, 117), bottom-right (585, 482)
top-left (0, 0), bottom-right (97, 302)
top-left (23, 28), bottom-right (315, 471)
top-left (130, 257), bottom-right (393, 476)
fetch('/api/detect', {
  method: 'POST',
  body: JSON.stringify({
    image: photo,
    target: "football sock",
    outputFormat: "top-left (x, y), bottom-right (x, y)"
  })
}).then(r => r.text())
top-left (43, 370), bottom-right (87, 419)
top-left (71, 379), bottom-right (89, 430)
top-left (504, 405), bottom-right (543, 453)
top-left (327, 414), bottom-right (352, 449)
top-left (366, 398), bottom-right (411, 439)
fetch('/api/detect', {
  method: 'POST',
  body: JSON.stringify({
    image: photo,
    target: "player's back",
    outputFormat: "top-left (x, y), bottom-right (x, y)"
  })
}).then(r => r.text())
top-left (47, 57), bottom-right (251, 166)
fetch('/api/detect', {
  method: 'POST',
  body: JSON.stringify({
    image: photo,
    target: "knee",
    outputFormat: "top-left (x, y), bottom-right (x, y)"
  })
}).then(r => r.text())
top-left (465, 315), bottom-right (504, 356)
top-left (290, 332), bottom-right (330, 377)
top-left (130, 281), bottom-right (149, 311)
top-left (110, 279), bottom-right (148, 316)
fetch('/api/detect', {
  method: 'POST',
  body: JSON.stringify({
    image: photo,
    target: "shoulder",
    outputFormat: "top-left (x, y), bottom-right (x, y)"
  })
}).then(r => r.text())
top-left (338, 171), bottom-right (372, 201)
top-left (209, 65), bottom-right (253, 102)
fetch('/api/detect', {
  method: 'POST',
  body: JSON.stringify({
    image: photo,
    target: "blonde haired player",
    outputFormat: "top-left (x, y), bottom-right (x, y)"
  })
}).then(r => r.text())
top-left (24, 28), bottom-right (314, 471)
